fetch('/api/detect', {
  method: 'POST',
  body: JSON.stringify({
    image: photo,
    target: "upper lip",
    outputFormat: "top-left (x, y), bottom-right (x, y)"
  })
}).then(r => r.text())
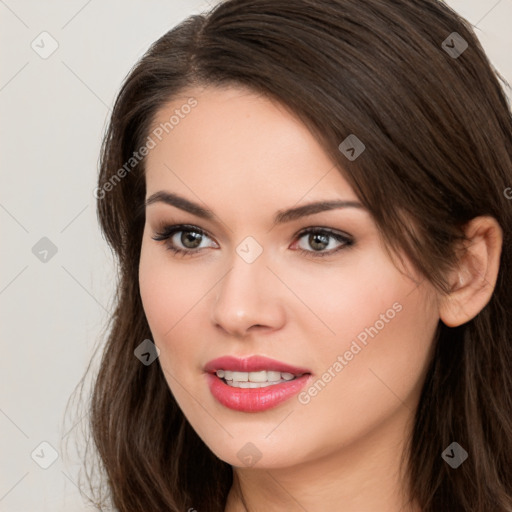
top-left (204, 355), bottom-right (311, 375)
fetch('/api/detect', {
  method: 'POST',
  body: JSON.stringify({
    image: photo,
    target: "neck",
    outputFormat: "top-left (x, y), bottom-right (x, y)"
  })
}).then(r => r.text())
top-left (225, 405), bottom-right (421, 512)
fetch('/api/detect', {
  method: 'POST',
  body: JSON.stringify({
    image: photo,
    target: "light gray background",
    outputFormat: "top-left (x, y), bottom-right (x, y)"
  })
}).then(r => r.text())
top-left (1, 1), bottom-right (511, 511)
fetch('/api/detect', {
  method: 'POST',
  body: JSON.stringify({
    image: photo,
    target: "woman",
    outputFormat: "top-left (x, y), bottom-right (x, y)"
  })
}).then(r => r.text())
top-left (73, 0), bottom-right (512, 510)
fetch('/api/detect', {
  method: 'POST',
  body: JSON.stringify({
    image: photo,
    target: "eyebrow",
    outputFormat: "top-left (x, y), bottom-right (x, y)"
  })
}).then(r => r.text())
top-left (144, 191), bottom-right (364, 225)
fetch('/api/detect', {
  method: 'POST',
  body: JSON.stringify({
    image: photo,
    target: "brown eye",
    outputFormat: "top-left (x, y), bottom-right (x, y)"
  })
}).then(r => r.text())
top-left (152, 224), bottom-right (217, 256)
top-left (180, 230), bottom-right (203, 249)
top-left (308, 232), bottom-right (330, 251)
top-left (293, 228), bottom-right (354, 257)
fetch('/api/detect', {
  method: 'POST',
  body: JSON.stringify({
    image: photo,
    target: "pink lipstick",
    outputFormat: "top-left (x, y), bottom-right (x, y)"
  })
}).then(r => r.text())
top-left (204, 355), bottom-right (312, 412)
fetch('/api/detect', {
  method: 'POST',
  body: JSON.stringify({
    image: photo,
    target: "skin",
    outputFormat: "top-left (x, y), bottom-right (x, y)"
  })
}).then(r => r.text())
top-left (138, 85), bottom-right (503, 512)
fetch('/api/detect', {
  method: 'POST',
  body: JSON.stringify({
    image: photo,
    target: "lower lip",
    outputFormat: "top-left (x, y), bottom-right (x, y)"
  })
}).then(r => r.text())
top-left (206, 373), bottom-right (311, 412)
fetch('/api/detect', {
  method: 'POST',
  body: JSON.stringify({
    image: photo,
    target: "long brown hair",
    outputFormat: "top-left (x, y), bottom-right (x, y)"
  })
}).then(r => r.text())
top-left (66, 0), bottom-right (512, 510)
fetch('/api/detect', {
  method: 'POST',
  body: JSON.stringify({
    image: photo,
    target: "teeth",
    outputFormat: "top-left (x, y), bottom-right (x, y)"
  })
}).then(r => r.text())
top-left (266, 371), bottom-right (282, 381)
top-left (215, 369), bottom-right (303, 388)
top-left (232, 371), bottom-right (248, 382)
top-left (248, 370), bottom-right (274, 382)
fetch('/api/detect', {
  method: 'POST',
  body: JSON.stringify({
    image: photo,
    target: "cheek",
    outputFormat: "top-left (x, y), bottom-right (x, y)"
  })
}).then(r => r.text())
top-left (139, 241), bottom-right (184, 340)
top-left (290, 251), bottom-right (437, 432)
top-left (278, 247), bottom-right (417, 357)
top-left (139, 232), bottom-right (200, 325)
top-left (297, 285), bottom-right (437, 448)
top-left (138, 239), bottom-right (214, 373)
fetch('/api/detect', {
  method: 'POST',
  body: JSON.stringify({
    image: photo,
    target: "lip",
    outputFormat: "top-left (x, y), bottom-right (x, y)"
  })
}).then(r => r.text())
top-left (206, 373), bottom-right (311, 412)
top-left (204, 355), bottom-right (312, 412)
top-left (204, 355), bottom-right (311, 375)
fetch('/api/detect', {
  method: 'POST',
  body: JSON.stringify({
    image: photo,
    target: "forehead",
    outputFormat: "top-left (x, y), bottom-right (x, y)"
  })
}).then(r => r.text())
top-left (144, 85), bottom-right (358, 209)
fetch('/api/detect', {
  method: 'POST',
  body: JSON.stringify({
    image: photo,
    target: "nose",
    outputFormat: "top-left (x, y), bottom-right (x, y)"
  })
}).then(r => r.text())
top-left (210, 250), bottom-right (286, 338)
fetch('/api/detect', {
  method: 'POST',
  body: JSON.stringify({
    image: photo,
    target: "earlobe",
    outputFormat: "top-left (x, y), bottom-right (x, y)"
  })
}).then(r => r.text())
top-left (439, 216), bottom-right (503, 328)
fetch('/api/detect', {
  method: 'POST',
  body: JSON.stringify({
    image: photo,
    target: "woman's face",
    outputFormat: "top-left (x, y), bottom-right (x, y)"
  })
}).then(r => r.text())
top-left (139, 85), bottom-right (440, 469)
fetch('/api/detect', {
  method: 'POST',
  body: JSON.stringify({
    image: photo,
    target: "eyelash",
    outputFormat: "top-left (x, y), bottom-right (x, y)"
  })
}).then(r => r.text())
top-left (151, 223), bottom-right (354, 259)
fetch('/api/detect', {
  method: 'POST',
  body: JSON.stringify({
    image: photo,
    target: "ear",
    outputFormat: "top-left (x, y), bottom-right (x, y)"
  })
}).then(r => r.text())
top-left (439, 216), bottom-right (503, 327)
